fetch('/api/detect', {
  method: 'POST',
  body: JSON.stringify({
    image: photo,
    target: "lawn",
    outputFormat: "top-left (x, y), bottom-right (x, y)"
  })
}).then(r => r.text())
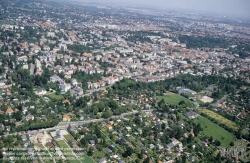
top-left (194, 116), bottom-right (236, 147)
top-left (92, 151), bottom-right (105, 161)
top-left (199, 109), bottom-right (239, 132)
top-left (157, 92), bottom-right (192, 105)
top-left (80, 153), bottom-right (95, 163)
top-left (57, 140), bottom-right (69, 149)
top-left (64, 134), bottom-right (74, 142)
top-left (46, 93), bottom-right (64, 100)
top-left (56, 140), bottom-right (81, 163)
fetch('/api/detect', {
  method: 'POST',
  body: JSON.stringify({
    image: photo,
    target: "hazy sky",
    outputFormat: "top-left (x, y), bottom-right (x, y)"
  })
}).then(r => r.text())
top-left (81, 0), bottom-right (250, 18)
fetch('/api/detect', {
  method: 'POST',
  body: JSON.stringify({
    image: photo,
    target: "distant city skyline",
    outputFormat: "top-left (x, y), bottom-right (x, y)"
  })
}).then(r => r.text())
top-left (71, 0), bottom-right (250, 18)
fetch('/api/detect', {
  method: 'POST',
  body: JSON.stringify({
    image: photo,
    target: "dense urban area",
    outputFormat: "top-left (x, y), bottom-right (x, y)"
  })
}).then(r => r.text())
top-left (0, 0), bottom-right (250, 163)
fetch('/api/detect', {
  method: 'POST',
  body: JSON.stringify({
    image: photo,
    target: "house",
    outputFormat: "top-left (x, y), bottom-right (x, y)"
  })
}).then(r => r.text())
top-left (126, 126), bottom-right (132, 131)
top-left (59, 82), bottom-right (71, 92)
top-left (35, 88), bottom-right (47, 95)
top-left (70, 87), bottom-right (83, 97)
top-left (149, 144), bottom-right (155, 149)
top-left (6, 108), bottom-right (14, 115)
top-left (62, 114), bottom-right (70, 122)
top-left (23, 141), bottom-right (29, 148)
top-left (26, 114), bottom-right (34, 121)
top-left (99, 158), bottom-right (107, 163)
top-left (71, 78), bottom-right (78, 86)
top-left (78, 114), bottom-right (84, 120)
top-left (50, 75), bottom-right (62, 83)
top-left (185, 111), bottom-right (199, 119)
top-left (89, 140), bottom-right (95, 146)
top-left (0, 123), bottom-right (4, 131)
top-left (106, 124), bottom-right (113, 131)
top-left (63, 99), bottom-right (70, 105)
top-left (189, 156), bottom-right (196, 162)
top-left (21, 135), bottom-right (27, 141)
top-left (15, 121), bottom-right (23, 127)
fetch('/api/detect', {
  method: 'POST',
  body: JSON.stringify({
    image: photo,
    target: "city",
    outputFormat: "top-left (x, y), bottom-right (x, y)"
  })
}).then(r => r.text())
top-left (0, 0), bottom-right (249, 163)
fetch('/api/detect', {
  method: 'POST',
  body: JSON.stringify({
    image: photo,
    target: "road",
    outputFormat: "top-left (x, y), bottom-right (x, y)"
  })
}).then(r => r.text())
top-left (30, 63), bottom-right (35, 75)
top-left (3, 110), bottom-right (152, 137)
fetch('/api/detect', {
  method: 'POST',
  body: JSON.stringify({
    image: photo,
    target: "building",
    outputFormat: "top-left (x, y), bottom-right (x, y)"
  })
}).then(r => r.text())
top-left (62, 114), bottom-right (70, 122)
top-left (35, 88), bottom-right (47, 95)
top-left (59, 82), bottom-right (71, 92)
top-left (176, 87), bottom-right (197, 95)
top-left (6, 108), bottom-right (14, 115)
top-left (185, 111), bottom-right (199, 119)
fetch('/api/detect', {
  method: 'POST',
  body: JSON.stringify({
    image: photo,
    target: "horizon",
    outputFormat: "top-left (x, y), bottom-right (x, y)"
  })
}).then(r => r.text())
top-left (65, 0), bottom-right (250, 18)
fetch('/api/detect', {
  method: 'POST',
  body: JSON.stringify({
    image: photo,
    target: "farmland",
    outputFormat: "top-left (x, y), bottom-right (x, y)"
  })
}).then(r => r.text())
top-left (199, 109), bottom-right (239, 132)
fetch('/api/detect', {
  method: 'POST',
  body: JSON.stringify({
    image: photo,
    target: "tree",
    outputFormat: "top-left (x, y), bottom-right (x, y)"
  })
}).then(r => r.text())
top-left (87, 148), bottom-right (93, 156)
top-left (80, 138), bottom-right (87, 147)
top-left (143, 157), bottom-right (150, 163)
top-left (102, 110), bottom-right (113, 118)
top-left (126, 146), bottom-right (133, 156)
top-left (215, 140), bottom-right (221, 146)
top-left (94, 125), bottom-right (101, 138)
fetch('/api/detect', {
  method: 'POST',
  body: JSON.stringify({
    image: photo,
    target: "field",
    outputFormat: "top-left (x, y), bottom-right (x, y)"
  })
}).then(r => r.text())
top-left (57, 140), bottom-right (70, 149)
top-left (194, 116), bottom-right (236, 147)
top-left (81, 153), bottom-right (95, 163)
top-left (157, 92), bottom-right (192, 105)
top-left (64, 134), bottom-right (74, 142)
top-left (46, 93), bottom-right (64, 100)
top-left (199, 109), bottom-right (239, 132)
top-left (56, 140), bottom-right (80, 163)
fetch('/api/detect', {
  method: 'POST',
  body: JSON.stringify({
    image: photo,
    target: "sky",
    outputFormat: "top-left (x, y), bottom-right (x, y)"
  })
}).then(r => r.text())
top-left (75, 0), bottom-right (250, 18)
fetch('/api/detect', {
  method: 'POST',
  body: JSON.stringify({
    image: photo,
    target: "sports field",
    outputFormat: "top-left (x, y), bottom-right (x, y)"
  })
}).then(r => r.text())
top-left (157, 92), bottom-right (192, 105)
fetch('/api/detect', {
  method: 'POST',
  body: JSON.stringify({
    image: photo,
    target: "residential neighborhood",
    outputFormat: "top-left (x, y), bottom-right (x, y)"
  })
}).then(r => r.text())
top-left (0, 0), bottom-right (249, 163)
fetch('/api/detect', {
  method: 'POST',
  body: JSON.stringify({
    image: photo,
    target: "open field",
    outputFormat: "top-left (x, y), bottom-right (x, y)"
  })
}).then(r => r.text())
top-left (64, 134), bottom-right (74, 142)
top-left (199, 96), bottom-right (214, 103)
top-left (81, 153), bottom-right (95, 163)
top-left (56, 140), bottom-right (81, 163)
top-left (199, 109), bottom-right (239, 132)
top-left (57, 140), bottom-right (69, 149)
top-left (46, 93), bottom-right (64, 100)
top-left (157, 92), bottom-right (192, 105)
top-left (194, 116), bottom-right (236, 147)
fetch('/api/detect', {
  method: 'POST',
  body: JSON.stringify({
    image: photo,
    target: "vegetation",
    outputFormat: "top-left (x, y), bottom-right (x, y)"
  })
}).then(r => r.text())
top-left (157, 92), bottom-right (193, 106)
top-left (199, 109), bottom-right (239, 132)
top-left (64, 134), bottom-right (74, 142)
top-left (194, 116), bottom-right (235, 147)
top-left (179, 35), bottom-right (230, 49)
top-left (67, 44), bottom-right (91, 53)
top-left (47, 93), bottom-right (64, 100)
top-left (80, 153), bottom-right (95, 163)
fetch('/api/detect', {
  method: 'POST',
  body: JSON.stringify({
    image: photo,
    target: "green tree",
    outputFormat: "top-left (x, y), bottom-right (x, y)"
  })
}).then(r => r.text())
top-left (102, 110), bottom-right (113, 118)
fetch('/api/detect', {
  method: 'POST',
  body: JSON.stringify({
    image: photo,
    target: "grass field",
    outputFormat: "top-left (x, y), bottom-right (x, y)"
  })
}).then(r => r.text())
top-left (199, 109), bottom-right (239, 132)
top-left (56, 140), bottom-right (81, 163)
top-left (194, 116), bottom-right (236, 147)
top-left (57, 140), bottom-right (69, 149)
top-left (64, 134), bottom-right (74, 142)
top-left (47, 93), bottom-right (64, 100)
top-left (80, 153), bottom-right (95, 163)
top-left (157, 92), bottom-right (192, 105)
